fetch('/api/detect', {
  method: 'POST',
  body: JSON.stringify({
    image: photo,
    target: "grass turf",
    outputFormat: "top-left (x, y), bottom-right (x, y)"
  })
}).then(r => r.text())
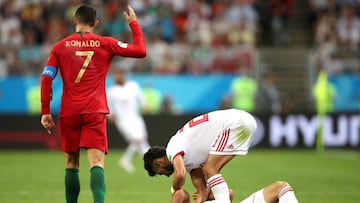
top-left (0, 149), bottom-right (359, 203)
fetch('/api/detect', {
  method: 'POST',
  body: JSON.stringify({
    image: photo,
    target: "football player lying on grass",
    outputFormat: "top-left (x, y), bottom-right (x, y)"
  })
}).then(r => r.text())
top-left (171, 168), bottom-right (297, 203)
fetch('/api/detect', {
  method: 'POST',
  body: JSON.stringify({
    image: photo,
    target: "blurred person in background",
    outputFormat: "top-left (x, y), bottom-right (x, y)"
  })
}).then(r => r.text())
top-left (18, 29), bottom-right (42, 75)
top-left (312, 68), bottom-right (337, 114)
top-left (0, 0), bottom-right (23, 51)
top-left (142, 81), bottom-right (162, 114)
top-left (270, 0), bottom-right (294, 46)
top-left (40, 5), bottom-right (146, 203)
top-left (256, 70), bottom-right (282, 114)
top-left (160, 94), bottom-right (181, 114)
top-left (230, 67), bottom-right (258, 112)
top-left (20, 0), bottom-right (44, 44)
top-left (26, 82), bottom-right (41, 115)
top-left (335, 5), bottom-right (360, 51)
top-left (107, 68), bottom-right (150, 173)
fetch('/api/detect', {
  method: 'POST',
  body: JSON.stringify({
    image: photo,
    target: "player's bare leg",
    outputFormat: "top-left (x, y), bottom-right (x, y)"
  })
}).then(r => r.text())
top-left (64, 152), bottom-right (80, 203)
top-left (240, 181), bottom-right (299, 203)
top-left (87, 148), bottom-right (106, 203)
top-left (201, 154), bottom-right (235, 203)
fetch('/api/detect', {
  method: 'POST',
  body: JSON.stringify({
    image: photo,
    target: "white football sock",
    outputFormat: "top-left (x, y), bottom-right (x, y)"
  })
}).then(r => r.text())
top-left (278, 185), bottom-right (299, 203)
top-left (206, 174), bottom-right (231, 203)
top-left (240, 189), bottom-right (266, 203)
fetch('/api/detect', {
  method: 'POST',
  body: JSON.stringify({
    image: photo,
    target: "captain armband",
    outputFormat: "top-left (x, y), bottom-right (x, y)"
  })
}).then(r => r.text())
top-left (42, 65), bottom-right (58, 79)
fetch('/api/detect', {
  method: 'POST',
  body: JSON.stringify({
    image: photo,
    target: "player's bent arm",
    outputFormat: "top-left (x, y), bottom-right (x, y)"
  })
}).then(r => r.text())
top-left (40, 65), bottom-right (57, 134)
top-left (190, 168), bottom-right (209, 203)
top-left (172, 155), bottom-right (187, 192)
top-left (110, 21), bottom-right (146, 58)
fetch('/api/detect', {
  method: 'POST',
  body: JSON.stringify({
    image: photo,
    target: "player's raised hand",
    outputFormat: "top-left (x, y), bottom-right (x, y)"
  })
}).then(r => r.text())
top-left (123, 5), bottom-right (137, 23)
top-left (41, 114), bottom-right (55, 134)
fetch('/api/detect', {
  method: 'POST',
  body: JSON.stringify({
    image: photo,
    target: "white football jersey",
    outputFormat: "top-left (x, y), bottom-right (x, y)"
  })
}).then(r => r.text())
top-left (107, 80), bottom-right (147, 140)
top-left (166, 109), bottom-right (257, 172)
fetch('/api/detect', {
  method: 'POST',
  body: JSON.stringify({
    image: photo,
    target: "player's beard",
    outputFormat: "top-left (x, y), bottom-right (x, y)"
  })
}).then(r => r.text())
top-left (165, 164), bottom-right (174, 175)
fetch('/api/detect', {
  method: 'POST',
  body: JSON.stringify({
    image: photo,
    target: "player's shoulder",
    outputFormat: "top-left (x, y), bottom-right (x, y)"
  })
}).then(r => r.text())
top-left (166, 134), bottom-right (180, 148)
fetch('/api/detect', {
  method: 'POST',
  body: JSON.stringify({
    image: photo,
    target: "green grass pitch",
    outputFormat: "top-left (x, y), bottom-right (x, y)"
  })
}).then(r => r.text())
top-left (0, 149), bottom-right (359, 203)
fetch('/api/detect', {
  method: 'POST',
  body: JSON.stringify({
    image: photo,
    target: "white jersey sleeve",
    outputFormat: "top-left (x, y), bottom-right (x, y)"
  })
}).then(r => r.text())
top-left (166, 135), bottom-right (185, 164)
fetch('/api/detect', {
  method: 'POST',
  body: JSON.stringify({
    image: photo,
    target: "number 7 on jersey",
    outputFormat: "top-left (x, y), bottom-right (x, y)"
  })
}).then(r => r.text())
top-left (75, 51), bottom-right (94, 83)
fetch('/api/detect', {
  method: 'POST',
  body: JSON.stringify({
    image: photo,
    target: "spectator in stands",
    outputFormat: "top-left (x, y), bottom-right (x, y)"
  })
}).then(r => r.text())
top-left (169, 35), bottom-right (189, 73)
top-left (224, 0), bottom-right (258, 34)
top-left (185, 0), bottom-right (212, 45)
top-left (188, 40), bottom-right (214, 74)
top-left (41, 13), bottom-right (67, 61)
top-left (228, 18), bottom-right (256, 46)
top-left (20, 0), bottom-right (44, 44)
top-left (270, 0), bottom-right (294, 46)
top-left (0, 0), bottom-right (22, 51)
top-left (308, 0), bottom-right (338, 26)
top-left (313, 10), bottom-right (337, 46)
top-left (154, 51), bottom-right (182, 74)
top-left (5, 51), bottom-right (22, 76)
top-left (155, 3), bottom-right (176, 43)
top-left (64, 0), bottom-right (82, 32)
top-left (336, 0), bottom-right (359, 8)
top-left (18, 29), bottom-right (42, 75)
top-left (0, 0), bottom-right (260, 76)
top-left (105, 2), bottom-right (128, 38)
top-left (146, 32), bottom-right (169, 73)
top-left (335, 5), bottom-right (360, 51)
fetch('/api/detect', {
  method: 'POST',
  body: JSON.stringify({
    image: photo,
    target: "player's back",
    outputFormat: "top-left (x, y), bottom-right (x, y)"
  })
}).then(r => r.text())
top-left (52, 33), bottom-right (116, 116)
top-left (168, 109), bottom-right (248, 171)
top-left (177, 109), bottom-right (242, 141)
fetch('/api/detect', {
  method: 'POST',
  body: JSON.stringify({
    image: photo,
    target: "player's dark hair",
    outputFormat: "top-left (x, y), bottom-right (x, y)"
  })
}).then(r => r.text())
top-left (75, 5), bottom-right (97, 26)
top-left (143, 146), bottom-right (167, 177)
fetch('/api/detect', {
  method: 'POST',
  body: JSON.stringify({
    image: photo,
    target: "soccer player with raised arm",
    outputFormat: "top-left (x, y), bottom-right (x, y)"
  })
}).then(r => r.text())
top-left (40, 5), bottom-right (146, 203)
top-left (144, 108), bottom-right (299, 203)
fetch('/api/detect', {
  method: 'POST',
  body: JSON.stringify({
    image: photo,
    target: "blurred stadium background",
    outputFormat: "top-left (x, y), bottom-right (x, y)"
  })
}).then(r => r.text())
top-left (0, 0), bottom-right (359, 202)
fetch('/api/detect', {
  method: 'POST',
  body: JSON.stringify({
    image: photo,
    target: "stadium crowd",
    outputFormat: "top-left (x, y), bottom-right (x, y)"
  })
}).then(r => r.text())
top-left (0, 0), bottom-right (258, 77)
top-left (1, 0), bottom-right (360, 77)
top-left (309, 0), bottom-right (360, 76)
top-left (1, 0), bottom-right (360, 114)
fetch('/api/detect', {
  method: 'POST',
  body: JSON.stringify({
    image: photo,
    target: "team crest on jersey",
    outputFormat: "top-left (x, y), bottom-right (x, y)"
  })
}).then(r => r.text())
top-left (117, 41), bottom-right (128, 48)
